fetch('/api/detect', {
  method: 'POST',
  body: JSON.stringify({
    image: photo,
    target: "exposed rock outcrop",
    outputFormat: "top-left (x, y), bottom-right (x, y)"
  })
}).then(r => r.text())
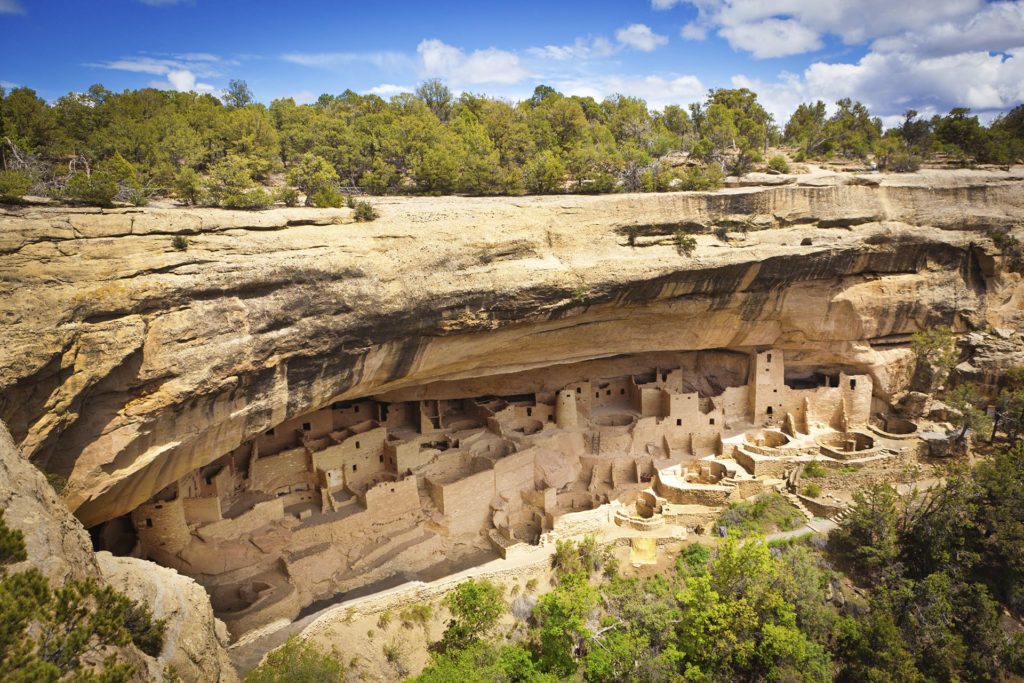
top-left (1, 168), bottom-right (1023, 527)
top-left (0, 420), bottom-right (236, 682)
top-left (98, 552), bottom-right (238, 683)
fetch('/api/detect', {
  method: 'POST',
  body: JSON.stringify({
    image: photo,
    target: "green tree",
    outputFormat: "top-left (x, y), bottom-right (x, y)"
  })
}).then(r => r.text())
top-left (223, 79), bottom-right (254, 108)
top-left (286, 153), bottom-right (340, 205)
top-left (437, 578), bottom-right (505, 653)
top-left (524, 150), bottom-right (566, 194)
top-left (0, 169), bottom-right (32, 201)
top-left (415, 79), bottom-right (453, 123)
top-left (825, 98), bottom-right (881, 159)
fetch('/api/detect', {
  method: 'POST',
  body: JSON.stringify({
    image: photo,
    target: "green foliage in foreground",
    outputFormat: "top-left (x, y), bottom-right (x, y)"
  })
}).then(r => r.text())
top-left (243, 636), bottom-right (346, 682)
top-left (0, 169), bottom-right (32, 201)
top-left (0, 510), bottom-right (167, 681)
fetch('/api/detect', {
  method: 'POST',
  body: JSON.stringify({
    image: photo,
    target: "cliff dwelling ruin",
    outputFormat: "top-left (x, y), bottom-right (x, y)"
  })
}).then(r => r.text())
top-left (95, 347), bottom-right (927, 638)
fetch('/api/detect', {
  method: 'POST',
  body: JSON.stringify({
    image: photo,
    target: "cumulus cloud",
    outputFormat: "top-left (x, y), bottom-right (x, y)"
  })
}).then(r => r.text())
top-left (366, 83), bottom-right (413, 96)
top-left (673, 0), bottom-right (990, 56)
top-left (651, 0), bottom-right (685, 8)
top-left (719, 18), bottom-right (823, 58)
top-left (417, 39), bottom-right (531, 85)
top-left (615, 23), bottom-right (669, 52)
top-left (0, 0), bottom-right (24, 13)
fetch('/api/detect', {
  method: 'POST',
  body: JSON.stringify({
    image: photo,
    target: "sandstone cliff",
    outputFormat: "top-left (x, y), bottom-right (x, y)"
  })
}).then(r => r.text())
top-left (0, 420), bottom-right (237, 681)
top-left (2, 167), bottom-right (1023, 527)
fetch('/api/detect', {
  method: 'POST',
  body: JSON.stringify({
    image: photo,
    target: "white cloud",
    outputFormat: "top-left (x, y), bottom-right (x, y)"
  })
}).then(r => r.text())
top-left (283, 90), bottom-right (315, 104)
top-left (367, 83), bottom-right (413, 96)
top-left (527, 36), bottom-right (617, 61)
top-left (680, 22), bottom-right (708, 40)
top-left (873, 1), bottom-right (1024, 57)
top-left (555, 73), bottom-right (705, 110)
top-left (88, 54), bottom-right (221, 93)
top-left (281, 51), bottom-right (412, 71)
top-left (615, 23), bottom-right (669, 52)
top-left (652, 0), bottom-right (685, 8)
top-left (732, 47), bottom-right (1024, 126)
top-left (674, 0), bottom-right (987, 56)
top-left (0, 0), bottom-right (24, 13)
top-left (417, 39), bottom-right (531, 85)
top-left (719, 18), bottom-right (823, 58)
top-left (150, 69), bottom-right (215, 93)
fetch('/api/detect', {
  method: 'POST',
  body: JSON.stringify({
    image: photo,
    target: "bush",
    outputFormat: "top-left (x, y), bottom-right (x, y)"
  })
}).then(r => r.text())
top-left (718, 492), bottom-right (805, 536)
top-left (674, 230), bottom-right (697, 256)
top-left (286, 153), bottom-right (340, 204)
top-left (65, 171), bottom-right (119, 207)
top-left (803, 460), bottom-right (827, 478)
top-left (222, 189), bottom-right (273, 210)
top-left (524, 150), bottom-right (566, 194)
top-left (399, 602), bottom-right (433, 628)
top-left (352, 200), bottom-right (378, 222)
top-left (803, 482), bottom-right (822, 498)
top-left (0, 169), bottom-right (33, 201)
top-left (243, 636), bottom-right (345, 682)
top-left (171, 236), bottom-right (189, 251)
top-left (173, 168), bottom-right (203, 205)
top-left (437, 578), bottom-right (505, 652)
top-left (677, 164), bottom-right (724, 191)
top-left (276, 186), bottom-right (300, 207)
top-left (309, 186), bottom-right (346, 208)
top-left (768, 155), bottom-right (790, 173)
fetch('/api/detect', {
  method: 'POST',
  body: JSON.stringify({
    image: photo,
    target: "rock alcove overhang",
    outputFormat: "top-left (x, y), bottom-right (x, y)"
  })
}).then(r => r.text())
top-left (0, 169), bottom-right (1020, 528)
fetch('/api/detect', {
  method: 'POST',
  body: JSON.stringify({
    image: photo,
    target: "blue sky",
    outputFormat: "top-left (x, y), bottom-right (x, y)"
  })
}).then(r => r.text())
top-left (2, 0), bottom-right (1022, 124)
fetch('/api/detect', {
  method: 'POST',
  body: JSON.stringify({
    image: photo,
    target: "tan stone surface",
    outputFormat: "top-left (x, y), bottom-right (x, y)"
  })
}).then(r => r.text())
top-left (97, 552), bottom-right (239, 683)
top-left (2, 168), bottom-right (1024, 527)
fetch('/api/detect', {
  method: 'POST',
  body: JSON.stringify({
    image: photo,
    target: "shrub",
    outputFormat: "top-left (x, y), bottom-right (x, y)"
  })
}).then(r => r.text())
top-left (127, 187), bottom-right (150, 207)
top-left (286, 153), bottom-right (340, 204)
top-left (677, 164), bottom-right (724, 191)
top-left (244, 636), bottom-right (345, 682)
top-left (65, 171), bottom-right (119, 207)
top-left (0, 169), bottom-right (33, 201)
top-left (400, 602), bottom-right (433, 629)
top-left (309, 186), bottom-right (346, 208)
top-left (276, 186), bottom-right (300, 207)
top-left (803, 460), bottom-right (827, 478)
top-left (222, 189), bottom-right (273, 210)
top-left (768, 155), bottom-right (790, 173)
top-left (803, 482), bottom-right (822, 498)
top-left (377, 610), bottom-right (393, 629)
top-left (524, 150), bottom-right (565, 194)
top-left (352, 200), bottom-right (378, 222)
top-left (173, 168), bottom-right (203, 205)
top-left (718, 491), bottom-right (805, 536)
top-left (171, 236), bottom-right (189, 251)
top-left (674, 230), bottom-right (697, 256)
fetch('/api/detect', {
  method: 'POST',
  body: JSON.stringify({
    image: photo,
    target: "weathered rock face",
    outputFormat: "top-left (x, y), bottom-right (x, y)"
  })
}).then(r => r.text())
top-left (97, 552), bottom-right (238, 683)
top-left (2, 168), bottom-right (1023, 528)
top-left (0, 420), bottom-right (237, 682)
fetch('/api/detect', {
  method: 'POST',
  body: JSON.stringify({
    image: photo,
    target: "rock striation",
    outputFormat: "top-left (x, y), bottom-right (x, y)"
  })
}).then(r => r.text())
top-left (1, 167), bottom-right (1023, 530)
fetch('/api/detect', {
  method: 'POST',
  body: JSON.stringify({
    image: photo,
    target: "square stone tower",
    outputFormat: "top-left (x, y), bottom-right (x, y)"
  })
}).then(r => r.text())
top-left (750, 349), bottom-right (786, 425)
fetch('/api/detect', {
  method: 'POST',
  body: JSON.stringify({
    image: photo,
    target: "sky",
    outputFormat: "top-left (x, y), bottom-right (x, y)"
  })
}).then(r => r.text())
top-left (1, 0), bottom-right (1022, 125)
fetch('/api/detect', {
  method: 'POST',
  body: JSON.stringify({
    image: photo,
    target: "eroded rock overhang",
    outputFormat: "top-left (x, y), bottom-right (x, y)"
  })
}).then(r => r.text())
top-left (1, 168), bottom-right (1022, 527)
